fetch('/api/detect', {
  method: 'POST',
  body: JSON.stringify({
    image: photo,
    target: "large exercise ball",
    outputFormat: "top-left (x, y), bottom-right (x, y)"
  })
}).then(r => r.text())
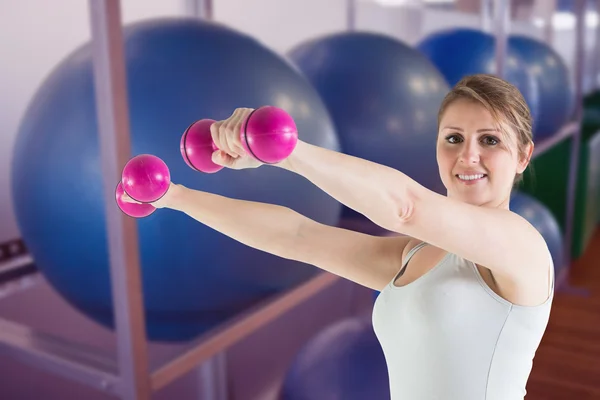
top-left (510, 192), bottom-right (565, 275)
top-left (287, 32), bottom-right (450, 219)
top-left (11, 18), bottom-right (341, 342)
top-left (509, 35), bottom-right (575, 140)
top-left (417, 28), bottom-right (540, 136)
top-left (281, 317), bottom-right (390, 400)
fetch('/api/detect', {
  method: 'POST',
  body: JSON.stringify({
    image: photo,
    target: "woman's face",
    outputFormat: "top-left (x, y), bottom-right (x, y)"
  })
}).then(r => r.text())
top-left (436, 99), bottom-right (532, 209)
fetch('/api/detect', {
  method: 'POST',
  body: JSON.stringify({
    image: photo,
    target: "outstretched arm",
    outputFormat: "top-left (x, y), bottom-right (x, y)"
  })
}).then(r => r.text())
top-left (143, 184), bottom-right (411, 290)
top-left (276, 140), bottom-right (413, 233)
top-left (210, 108), bottom-right (551, 288)
top-left (279, 143), bottom-right (550, 288)
top-left (209, 108), bottom-right (416, 233)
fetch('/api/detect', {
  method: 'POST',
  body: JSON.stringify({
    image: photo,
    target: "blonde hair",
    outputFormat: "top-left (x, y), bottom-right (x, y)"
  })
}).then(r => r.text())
top-left (437, 74), bottom-right (533, 184)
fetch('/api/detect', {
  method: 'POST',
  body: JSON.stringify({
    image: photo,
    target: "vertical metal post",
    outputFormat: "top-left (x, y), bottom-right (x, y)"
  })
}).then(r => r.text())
top-left (593, 0), bottom-right (600, 90)
top-left (198, 353), bottom-right (228, 399)
top-left (480, 0), bottom-right (493, 33)
top-left (564, 0), bottom-right (587, 265)
top-left (347, 0), bottom-right (356, 31)
top-left (492, 0), bottom-right (510, 79)
top-left (184, 2), bottom-right (229, 399)
top-left (88, 1), bottom-right (151, 399)
top-left (541, 0), bottom-right (557, 46)
top-left (187, 0), bottom-right (213, 19)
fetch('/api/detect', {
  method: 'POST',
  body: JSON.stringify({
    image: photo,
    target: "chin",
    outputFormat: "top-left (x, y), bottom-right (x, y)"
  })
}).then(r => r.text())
top-left (448, 190), bottom-right (491, 206)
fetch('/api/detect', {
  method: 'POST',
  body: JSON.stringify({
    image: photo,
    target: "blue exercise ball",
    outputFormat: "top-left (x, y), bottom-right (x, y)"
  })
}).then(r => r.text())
top-left (281, 317), bottom-right (390, 400)
top-left (510, 191), bottom-right (565, 275)
top-left (508, 35), bottom-right (575, 140)
top-left (416, 28), bottom-right (540, 136)
top-left (287, 32), bottom-right (450, 219)
top-left (11, 18), bottom-right (341, 342)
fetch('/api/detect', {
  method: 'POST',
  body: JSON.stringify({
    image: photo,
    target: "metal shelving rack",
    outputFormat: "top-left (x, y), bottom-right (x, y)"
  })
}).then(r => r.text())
top-left (485, 0), bottom-right (590, 286)
top-left (0, 0), bottom-right (596, 399)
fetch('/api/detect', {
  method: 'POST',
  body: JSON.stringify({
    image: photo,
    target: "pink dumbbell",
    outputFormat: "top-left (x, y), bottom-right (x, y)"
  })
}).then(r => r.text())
top-left (180, 106), bottom-right (298, 173)
top-left (115, 154), bottom-right (171, 218)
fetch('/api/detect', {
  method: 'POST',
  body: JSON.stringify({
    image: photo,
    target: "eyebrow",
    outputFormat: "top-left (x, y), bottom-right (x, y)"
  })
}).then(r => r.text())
top-left (441, 126), bottom-right (499, 133)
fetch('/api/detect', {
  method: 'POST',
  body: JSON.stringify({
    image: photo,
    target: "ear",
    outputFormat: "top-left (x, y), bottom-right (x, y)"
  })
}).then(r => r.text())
top-left (517, 142), bottom-right (534, 174)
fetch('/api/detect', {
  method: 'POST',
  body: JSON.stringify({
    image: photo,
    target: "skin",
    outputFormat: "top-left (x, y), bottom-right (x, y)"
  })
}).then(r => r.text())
top-left (395, 99), bottom-right (548, 307)
top-left (121, 100), bottom-right (552, 307)
top-left (436, 98), bottom-right (533, 210)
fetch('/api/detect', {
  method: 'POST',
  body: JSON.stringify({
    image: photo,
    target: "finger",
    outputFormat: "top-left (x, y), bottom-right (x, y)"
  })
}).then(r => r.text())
top-left (220, 118), bottom-right (238, 157)
top-left (229, 108), bottom-right (252, 156)
top-left (210, 120), bottom-right (224, 152)
top-left (224, 118), bottom-right (244, 158)
top-left (219, 108), bottom-right (243, 156)
top-left (121, 193), bottom-right (140, 204)
top-left (211, 150), bottom-right (234, 166)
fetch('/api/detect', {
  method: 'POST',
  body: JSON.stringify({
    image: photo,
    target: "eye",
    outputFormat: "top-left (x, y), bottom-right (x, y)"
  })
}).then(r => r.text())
top-left (482, 135), bottom-right (500, 146)
top-left (445, 134), bottom-right (463, 144)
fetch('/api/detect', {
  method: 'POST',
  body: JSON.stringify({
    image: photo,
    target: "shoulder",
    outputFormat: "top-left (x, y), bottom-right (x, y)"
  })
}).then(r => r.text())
top-left (489, 232), bottom-right (554, 306)
top-left (395, 186), bottom-right (551, 288)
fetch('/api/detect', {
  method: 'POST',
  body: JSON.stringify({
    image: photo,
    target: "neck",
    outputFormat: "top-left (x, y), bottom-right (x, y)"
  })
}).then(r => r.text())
top-left (446, 192), bottom-right (511, 210)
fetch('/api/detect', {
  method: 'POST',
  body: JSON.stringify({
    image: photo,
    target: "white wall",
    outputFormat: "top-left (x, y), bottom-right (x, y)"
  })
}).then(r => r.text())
top-left (213, 0), bottom-right (348, 53)
top-left (0, 0), bottom-right (597, 243)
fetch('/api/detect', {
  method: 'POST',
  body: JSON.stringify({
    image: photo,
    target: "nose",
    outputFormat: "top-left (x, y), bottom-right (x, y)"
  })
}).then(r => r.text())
top-left (459, 139), bottom-right (480, 164)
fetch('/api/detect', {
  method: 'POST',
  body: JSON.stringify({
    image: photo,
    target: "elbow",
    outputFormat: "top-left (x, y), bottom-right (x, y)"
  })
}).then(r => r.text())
top-left (388, 184), bottom-right (419, 233)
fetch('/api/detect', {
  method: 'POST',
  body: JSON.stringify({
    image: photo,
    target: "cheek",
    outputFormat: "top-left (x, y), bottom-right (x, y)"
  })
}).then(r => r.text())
top-left (436, 146), bottom-right (455, 167)
top-left (488, 154), bottom-right (518, 178)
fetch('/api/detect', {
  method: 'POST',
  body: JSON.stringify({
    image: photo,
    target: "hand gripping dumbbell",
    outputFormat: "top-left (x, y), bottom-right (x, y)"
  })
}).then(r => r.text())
top-left (179, 106), bottom-right (298, 173)
top-left (115, 154), bottom-right (171, 218)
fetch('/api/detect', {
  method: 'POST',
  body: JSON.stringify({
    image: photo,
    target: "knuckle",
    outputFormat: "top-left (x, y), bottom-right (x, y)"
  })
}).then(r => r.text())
top-left (210, 127), bottom-right (219, 142)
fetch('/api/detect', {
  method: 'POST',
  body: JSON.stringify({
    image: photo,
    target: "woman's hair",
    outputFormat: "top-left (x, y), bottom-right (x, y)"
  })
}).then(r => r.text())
top-left (437, 74), bottom-right (533, 185)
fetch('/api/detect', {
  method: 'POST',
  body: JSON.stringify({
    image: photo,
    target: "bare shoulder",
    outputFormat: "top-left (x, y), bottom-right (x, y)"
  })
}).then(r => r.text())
top-left (396, 185), bottom-right (552, 290)
top-left (490, 230), bottom-right (554, 307)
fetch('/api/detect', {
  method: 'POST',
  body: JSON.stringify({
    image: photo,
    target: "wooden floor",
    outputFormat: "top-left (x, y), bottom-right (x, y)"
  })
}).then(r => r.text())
top-left (526, 228), bottom-right (600, 399)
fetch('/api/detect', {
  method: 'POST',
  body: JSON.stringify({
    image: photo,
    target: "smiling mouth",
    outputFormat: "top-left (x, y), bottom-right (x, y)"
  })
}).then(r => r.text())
top-left (456, 174), bottom-right (487, 182)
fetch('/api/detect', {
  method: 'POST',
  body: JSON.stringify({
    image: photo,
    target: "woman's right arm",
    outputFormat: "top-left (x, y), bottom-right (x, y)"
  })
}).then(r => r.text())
top-left (165, 184), bottom-right (411, 290)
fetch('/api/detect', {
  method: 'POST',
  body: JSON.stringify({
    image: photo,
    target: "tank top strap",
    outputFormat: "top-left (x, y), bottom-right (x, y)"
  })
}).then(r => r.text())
top-left (391, 241), bottom-right (429, 283)
top-left (402, 241), bottom-right (428, 267)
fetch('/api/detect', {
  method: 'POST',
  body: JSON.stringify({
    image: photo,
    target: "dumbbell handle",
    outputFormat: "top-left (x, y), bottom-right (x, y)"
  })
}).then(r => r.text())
top-left (180, 106), bottom-right (298, 173)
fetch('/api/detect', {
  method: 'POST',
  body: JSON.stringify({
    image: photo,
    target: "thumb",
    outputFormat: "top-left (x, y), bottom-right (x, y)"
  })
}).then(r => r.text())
top-left (211, 150), bottom-right (235, 167)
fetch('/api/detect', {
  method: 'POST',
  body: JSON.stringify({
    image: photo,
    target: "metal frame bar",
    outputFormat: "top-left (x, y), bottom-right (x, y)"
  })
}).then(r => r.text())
top-left (0, 1), bottom-right (594, 399)
top-left (492, 0), bottom-right (510, 78)
top-left (563, 0), bottom-right (587, 265)
top-left (0, 317), bottom-right (121, 396)
top-left (88, 1), bottom-right (151, 399)
top-left (0, 270), bottom-right (339, 397)
top-left (188, 0), bottom-right (213, 20)
top-left (488, 0), bottom-right (587, 268)
top-left (347, 0), bottom-right (356, 31)
top-left (593, 0), bottom-right (600, 90)
top-left (541, 0), bottom-right (556, 46)
top-left (0, 254), bottom-right (35, 285)
top-left (480, 0), bottom-right (493, 33)
top-left (532, 121), bottom-right (580, 158)
top-left (151, 272), bottom-right (339, 391)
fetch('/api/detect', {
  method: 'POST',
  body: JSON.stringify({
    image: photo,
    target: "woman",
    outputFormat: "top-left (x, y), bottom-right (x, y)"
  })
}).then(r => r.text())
top-left (123, 74), bottom-right (554, 399)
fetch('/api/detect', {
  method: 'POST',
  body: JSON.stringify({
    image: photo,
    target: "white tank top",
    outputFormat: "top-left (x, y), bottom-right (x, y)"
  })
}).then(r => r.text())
top-left (372, 242), bottom-right (554, 400)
